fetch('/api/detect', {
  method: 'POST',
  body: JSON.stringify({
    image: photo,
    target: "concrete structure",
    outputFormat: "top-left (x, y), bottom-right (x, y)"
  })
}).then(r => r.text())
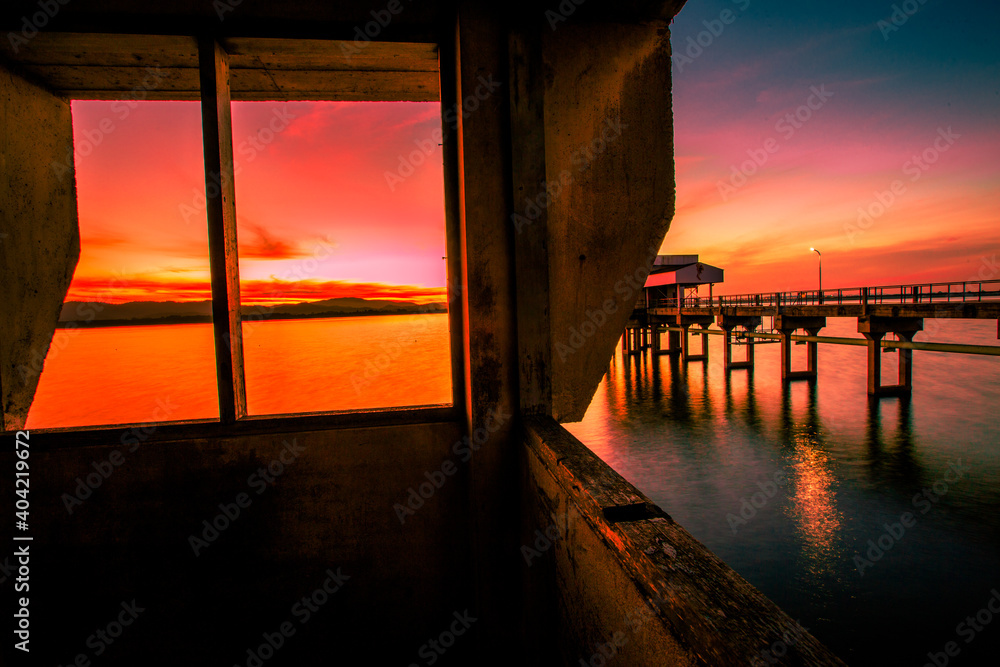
top-left (631, 280), bottom-right (1000, 396)
top-left (623, 255), bottom-right (723, 362)
top-left (0, 2), bottom-right (845, 665)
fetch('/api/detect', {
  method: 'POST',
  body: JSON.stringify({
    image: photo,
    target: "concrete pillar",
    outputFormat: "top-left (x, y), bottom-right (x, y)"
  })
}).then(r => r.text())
top-left (776, 315), bottom-right (825, 382)
top-left (779, 328), bottom-right (795, 382)
top-left (719, 316), bottom-right (759, 370)
top-left (1, 64), bottom-right (81, 429)
top-left (542, 19), bottom-right (677, 422)
top-left (667, 329), bottom-right (681, 356)
top-left (805, 327), bottom-right (822, 375)
top-left (858, 316), bottom-right (923, 397)
top-left (863, 332), bottom-right (884, 395)
top-left (680, 324), bottom-right (709, 363)
top-left (897, 330), bottom-right (916, 390)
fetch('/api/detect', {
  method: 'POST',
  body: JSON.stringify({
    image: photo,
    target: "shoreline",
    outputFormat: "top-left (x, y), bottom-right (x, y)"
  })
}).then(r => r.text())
top-left (56, 308), bottom-right (448, 329)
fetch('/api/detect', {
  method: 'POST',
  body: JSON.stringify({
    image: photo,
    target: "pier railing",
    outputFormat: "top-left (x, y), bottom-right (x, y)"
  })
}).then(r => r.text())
top-left (653, 279), bottom-right (1000, 309)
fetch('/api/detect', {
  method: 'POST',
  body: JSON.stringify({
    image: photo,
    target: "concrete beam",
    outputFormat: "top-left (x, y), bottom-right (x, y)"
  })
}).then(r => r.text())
top-left (857, 316), bottom-right (924, 334)
top-left (0, 63), bottom-right (79, 430)
top-left (775, 315), bottom-right (827, 331)
top-left (543, 21), bottom-right (675, 422)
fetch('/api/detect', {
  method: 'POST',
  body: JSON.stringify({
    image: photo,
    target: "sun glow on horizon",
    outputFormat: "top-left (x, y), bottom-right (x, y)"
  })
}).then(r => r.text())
top-left (66, 99), bottom-right (448, 309)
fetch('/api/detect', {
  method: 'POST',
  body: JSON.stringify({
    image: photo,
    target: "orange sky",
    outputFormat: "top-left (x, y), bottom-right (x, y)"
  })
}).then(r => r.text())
top-left (68, 9), bottom-right (999, 306)
top-left (68, 100), bottom-right (448, 305)
top-left (666, 0), bottom-right (1000, 295)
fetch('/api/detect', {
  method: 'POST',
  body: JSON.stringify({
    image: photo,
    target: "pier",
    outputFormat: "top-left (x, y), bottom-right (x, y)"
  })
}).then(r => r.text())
top-left (625, 278), bottom-right (1000, 397)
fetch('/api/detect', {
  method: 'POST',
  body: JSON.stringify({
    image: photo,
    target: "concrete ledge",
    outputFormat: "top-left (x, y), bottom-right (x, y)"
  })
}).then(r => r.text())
top-left (521, 415), bottom-right (846, 666)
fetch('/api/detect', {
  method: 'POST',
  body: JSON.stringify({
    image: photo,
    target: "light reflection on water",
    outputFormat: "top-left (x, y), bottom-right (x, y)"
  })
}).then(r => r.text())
top-left (567, 318), bottom-right (1000, 666)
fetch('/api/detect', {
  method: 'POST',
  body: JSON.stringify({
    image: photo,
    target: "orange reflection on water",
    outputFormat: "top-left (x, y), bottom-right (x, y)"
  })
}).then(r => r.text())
top-left (787, 436), bottom-right (842, 570)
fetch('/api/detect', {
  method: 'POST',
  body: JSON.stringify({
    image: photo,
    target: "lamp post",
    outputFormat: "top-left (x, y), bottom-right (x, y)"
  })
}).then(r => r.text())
top-left (809, 247), bottom-right (822, 303)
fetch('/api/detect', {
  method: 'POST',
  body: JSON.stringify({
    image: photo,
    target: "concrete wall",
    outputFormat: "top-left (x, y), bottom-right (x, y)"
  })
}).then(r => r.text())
top-left (520, 416), bottom-right (847, 666)
top-left (0, 421), bottom-right (475, 664)
top-left (0, 63), bottom-right (79, 430)
top-left (541, 22), bottom-right (676, 422)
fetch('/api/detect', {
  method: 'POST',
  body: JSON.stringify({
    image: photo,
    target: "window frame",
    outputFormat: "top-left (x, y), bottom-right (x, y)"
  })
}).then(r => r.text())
top-left (1, 32), bottom-right (464, 438)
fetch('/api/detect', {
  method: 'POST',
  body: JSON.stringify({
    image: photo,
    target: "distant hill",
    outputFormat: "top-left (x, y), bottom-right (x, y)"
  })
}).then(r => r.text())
top-left (59, 297), bottom-right (447, 327)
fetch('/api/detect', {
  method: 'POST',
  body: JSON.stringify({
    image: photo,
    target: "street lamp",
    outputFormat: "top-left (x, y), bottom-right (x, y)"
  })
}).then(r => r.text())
top-left (809, 247), bottom-right (822, 303)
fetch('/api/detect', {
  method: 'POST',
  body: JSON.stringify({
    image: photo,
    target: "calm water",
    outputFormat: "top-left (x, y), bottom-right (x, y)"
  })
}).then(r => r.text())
top-left (567, 318), bottom-right (1000, 666)
top-left (25, 313), bottom-right (1000, 663)
top-left (26, 313), bottom-right (452, 428)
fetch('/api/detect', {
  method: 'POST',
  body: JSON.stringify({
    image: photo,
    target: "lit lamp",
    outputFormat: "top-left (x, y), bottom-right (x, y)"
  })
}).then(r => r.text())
top-left (809, 247), bottom-right (822, 303)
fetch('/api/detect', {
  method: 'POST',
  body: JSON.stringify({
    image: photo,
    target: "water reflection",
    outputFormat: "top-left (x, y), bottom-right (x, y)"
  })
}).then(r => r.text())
top-left (573, 322), bottom-right (1000, 666)
top-left (864, 396), bottom-right (921, 492)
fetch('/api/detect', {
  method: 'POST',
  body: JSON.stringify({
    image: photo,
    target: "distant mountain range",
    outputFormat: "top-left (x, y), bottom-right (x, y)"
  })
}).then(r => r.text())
top-left (58, 297), bottom-right (447, 327)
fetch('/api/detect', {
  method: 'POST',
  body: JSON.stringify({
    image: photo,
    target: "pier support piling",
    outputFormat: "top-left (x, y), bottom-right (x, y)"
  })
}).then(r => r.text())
top-left (681, 323), bottom-right (709, 362)
top-left (776, 315), bottom-right (826, 382)
top-left (677, 314), bottom-right (713, 363)
top-left (719, 315), bottom-right (760, 370)
top-left (858, 316), bottom-right (923, 396)
top-left (667, 328), bottom-right (681, 356)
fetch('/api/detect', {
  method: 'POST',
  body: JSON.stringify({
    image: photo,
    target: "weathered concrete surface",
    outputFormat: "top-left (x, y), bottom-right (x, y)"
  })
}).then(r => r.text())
top-left (521, 416), bottom-right (848, 666)
top-left (0, 421), bottom-right (473, 663)
top-left (0, 63), bottom-right (79, 429)
top-left (542, 23), bottom-right (675, 422)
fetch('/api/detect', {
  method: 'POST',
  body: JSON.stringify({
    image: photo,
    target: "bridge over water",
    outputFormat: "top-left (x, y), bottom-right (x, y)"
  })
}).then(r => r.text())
top-left (625, 279), bottom-right (1000, 397)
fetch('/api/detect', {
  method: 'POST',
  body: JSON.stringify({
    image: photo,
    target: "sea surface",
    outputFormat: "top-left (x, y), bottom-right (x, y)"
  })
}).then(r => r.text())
top-left (566, 317), bottom-right (1000, 666)
top-left (25, 314), bottom-right (1000, 664)
top-left (26, 313), bottom-right (452, 428)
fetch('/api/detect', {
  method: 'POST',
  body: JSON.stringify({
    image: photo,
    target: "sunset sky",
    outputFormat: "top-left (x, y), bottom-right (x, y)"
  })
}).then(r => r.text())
top-left (67, 0), bottom-right (998, 304)
top-left (668, 0), bottom-right (1000, 294)
top-left (69, 99), bottom-right (448, 305)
